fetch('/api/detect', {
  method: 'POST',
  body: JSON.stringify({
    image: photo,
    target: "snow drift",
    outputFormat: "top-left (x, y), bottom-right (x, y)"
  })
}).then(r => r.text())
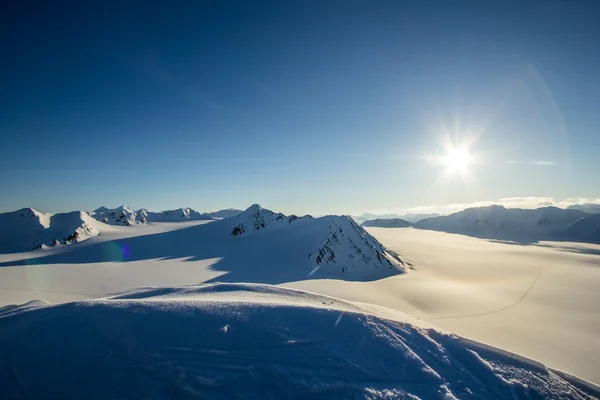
top-left (0, 208), bottom-right (100, 253)
top-left (414, 205), bottom-right (593, 243)
top-left (0, 283), bottom-right (596, 399)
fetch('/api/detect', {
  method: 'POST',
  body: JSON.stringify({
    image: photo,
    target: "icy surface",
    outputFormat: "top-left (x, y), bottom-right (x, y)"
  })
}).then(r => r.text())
top-left (1, 283), bottom-right (597, 400)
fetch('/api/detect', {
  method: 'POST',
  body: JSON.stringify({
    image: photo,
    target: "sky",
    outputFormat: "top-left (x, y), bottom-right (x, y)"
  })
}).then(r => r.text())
top-left (1, 1), bottom-right (599, 215)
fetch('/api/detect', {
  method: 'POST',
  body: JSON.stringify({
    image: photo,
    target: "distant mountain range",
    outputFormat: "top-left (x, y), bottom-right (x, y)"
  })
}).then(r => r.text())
top-left (567, 203), bottom-right (600, 214)
top-left (413, 205), bottom-right (600, 243)
top-left (361, 218), bottom-right (412, 228)
top-left (0, 206), bottom-right (243, 253)
top-left (354, 212), bottom-right (441, 224)
top-left (89, 206), bottom-right (243, 226)
top-left (0, 204), bottom-right (408, 280)
top-left (0, 208), bottom-right (101, 253)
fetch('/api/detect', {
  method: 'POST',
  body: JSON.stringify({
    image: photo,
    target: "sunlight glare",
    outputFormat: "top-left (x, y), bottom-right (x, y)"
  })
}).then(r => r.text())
top-left (441, 146), bottom-right (473, 174)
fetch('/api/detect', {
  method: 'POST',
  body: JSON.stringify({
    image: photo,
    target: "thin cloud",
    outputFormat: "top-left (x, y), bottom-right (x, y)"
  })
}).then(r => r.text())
top-left (529, 161), bottom-right (558, 166)
top-left (504, 160), bottom-right (523, 164)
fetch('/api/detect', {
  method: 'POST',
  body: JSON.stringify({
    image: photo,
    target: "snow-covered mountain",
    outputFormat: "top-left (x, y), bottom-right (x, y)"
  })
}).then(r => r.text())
top-left (568, 213), bottom-right (600, 242)
top-left (144, 207), bottom-right (214, 222)
top-left (0, 208), bottom-right (101, 253)
top-left (414, 205), bottom-right (592, 243)
top-left (355, 212), bottom-right (440, 223)
top-left (203, 208), bottom-right (243, 219)
top-left (0, 283), bottom-right (595, 399)
top-left (361, 218), bottom-right (412, 228)
top-left (567, 203), bottom-right (600, 214)
top-left (90, 206), bottom-right (216, 225)
top-left (400, 212), bottom-right (442, 223)
top-left (229, 204), bottom-right (406, 279)
top-left (230, 204), bottom-right (291, 235)
top-left (89, 205), bottom-right (142, 226)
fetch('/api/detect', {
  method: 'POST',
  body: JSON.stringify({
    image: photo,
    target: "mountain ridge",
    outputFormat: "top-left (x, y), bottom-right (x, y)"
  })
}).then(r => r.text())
top-left (413, 205), bottom-right (597, 243)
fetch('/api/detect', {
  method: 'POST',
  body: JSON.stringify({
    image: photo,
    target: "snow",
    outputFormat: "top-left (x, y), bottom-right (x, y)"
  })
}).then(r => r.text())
top-left (1, 283), bottom-right (597, 399)
top-left (143, 207), bottom-right (215, 222)
top-left (0, 208), bottom-right (103, 253)
top-left (204, 208), bottom-right (243, 219)
top-left (362, 218), bottom-right (412, 228)
top-left (229, 205), bottom-right (406, 278)
top-left (89, 206), bottom-right (221, 225)
top-left (414, 205), bottom-right (593, 243)
top-left (89, 205), bottom-right (141, 226)
top-left (569, 214), bottom-right (600, 241)
top-left (355, 213), bottom-right (441, 224)
top-left (568, 203), bottom-right (600, 214)
top-left (1, 205), bottom-right (600, 390)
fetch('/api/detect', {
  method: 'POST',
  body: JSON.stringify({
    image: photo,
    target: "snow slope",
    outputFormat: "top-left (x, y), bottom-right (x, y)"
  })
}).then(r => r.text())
top-left (568, 203), bottom-right (600, 214)
top-left (91, 206), bottom-right (237, 224)
top-left (204, 208), bottom-right (243, 219)
top-left (361, 218), bottom-right (412, 228)
top-left (414, 205), bottom-right (591, 243)
top-left (1, 220), bottom-right (600, 383)
top-left (89, 205), bottom-right (142, 226)
top-left (568, 213), bottom-right (600, 242)
top-left (230, 205), bottom-right (406, 279)
top-left (1, 283), bottom-right (596, 400)
top-left (143, 207), bottom-right (215, 222)
top-left (0, 208), bottom-right (101, 253)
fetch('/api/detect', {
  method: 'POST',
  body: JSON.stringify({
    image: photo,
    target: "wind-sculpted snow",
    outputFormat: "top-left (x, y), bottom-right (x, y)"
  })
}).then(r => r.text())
top-left (0, 208), bottom-right (100, 253)
top-left (0, 283), bottom-right (596, 399)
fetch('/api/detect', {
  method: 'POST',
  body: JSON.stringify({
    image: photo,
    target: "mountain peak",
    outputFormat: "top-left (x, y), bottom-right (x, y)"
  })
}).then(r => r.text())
top-left (245, 204), bottom-right (264, 213)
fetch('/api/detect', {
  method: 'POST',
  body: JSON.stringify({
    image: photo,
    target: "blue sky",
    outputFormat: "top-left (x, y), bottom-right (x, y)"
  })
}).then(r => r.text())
top-left (1, 1), bottom-right (599, 215)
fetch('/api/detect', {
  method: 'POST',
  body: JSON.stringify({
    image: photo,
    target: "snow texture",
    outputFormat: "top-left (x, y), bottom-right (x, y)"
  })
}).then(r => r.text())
top-left (0, 283), bottom-right (597, 400)
top-left (0, 208), bottom-right (101, 253)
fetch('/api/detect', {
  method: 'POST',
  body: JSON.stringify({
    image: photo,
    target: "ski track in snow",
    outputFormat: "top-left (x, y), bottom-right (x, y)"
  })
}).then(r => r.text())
top-left (1, 283), bottom-right (598, 399)
top-left (420, 266), bottom-right (543, 320)
top-left (1, 208), bottom-right (600, 388)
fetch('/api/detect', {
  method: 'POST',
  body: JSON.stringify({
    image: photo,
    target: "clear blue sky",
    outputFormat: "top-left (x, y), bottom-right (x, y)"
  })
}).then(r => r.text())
top-left (1, 1), bottom-right (599, 215)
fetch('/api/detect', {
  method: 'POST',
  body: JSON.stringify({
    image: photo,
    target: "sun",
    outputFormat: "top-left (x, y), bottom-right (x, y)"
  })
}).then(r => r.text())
top-left (441, 146), bottom-right (473, 174)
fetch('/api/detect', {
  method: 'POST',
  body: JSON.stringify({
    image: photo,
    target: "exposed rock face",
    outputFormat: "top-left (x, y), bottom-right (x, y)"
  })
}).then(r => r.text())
top-left (229, 205), bottom-right (407, 278)
top-left (309, 216), bottom-right (406, 274)
top-left (230, 204), bottom-right (290, 236)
